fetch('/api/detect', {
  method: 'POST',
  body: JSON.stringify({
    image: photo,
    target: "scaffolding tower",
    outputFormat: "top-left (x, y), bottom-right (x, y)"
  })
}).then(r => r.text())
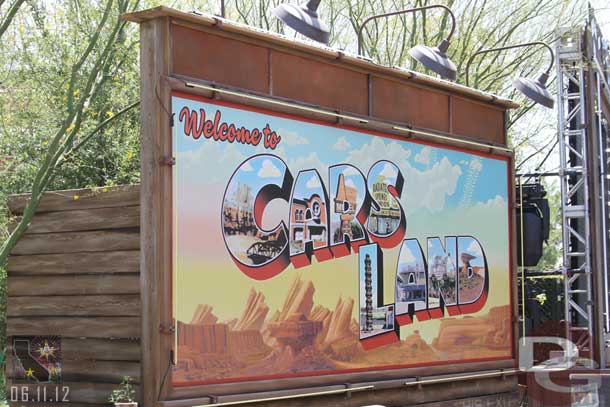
top-left (556, 25), bottom-right (594, 361)
top-left (556, 10), bottom-right (610, 366)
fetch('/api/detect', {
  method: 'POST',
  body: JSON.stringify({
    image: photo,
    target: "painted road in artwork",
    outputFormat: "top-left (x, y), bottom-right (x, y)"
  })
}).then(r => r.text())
top-left (171, 91), bottom-right (513, 386)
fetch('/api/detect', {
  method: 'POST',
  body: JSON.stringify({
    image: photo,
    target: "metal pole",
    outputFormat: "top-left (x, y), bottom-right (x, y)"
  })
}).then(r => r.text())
top-left (184, 80), bottom-right (514, 154)
top-left (220, 0), bottom-right (225, 18)
top-left (465, 42), bottom-right (554, 87)
top-left (356, 5), bottom-right (455, 57)
top-left (515, 172), bottom-right (560, 178)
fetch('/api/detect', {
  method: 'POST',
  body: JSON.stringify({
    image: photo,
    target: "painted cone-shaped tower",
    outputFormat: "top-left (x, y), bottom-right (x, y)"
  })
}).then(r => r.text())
top-left (365, 254), bottom-right (373, 331)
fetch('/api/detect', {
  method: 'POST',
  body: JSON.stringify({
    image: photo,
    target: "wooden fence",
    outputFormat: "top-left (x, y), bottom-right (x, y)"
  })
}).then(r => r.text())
top-left (5, 185), bottom-right (141, 406)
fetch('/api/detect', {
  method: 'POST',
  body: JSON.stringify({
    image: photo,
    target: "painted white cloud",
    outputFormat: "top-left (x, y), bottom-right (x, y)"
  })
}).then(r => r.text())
top-left (345, 178), bottom-right (357, 189)
top-left (415, 147), bottom-right (431, 165)
top-left (177, 142), bottom-right (246, 184)
top-left (289, 152), bottom-right (327, 180)
top-left (467, 240), bottom-right (483, 257)
top-left (342, 167), bottom-right (359, 177)
top-left (347, 137), bottom-right (412, 173)
top-left (399, 245), bottom-right (415, 264)
top-left (306, 174), bottom-right (322, 189)
top-left (469, 195), bottom-right (506, 211)
top-left (402, 156), bottom-right (463, 214)
top-left (258, 159), bottom-right (282, 178)
top-left (345, 138), bottom-right (461, 214)
top-left (379, 162), bottom-right (398, 179)
top-left (278, 128), bottom-right (309, 146)
top-left (333, 136), bottom-right (351, 151)
top-left (241, 161), bottom-right (253, 172)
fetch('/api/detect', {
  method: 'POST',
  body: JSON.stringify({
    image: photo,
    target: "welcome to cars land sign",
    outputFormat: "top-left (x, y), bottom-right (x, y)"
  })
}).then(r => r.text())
top-left (170, 91), bottom-right (513, 386)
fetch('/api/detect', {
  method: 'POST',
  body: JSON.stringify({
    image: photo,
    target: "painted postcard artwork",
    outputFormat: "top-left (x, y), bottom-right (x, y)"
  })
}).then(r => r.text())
top-left (171, 92), bottom-right (513, 386)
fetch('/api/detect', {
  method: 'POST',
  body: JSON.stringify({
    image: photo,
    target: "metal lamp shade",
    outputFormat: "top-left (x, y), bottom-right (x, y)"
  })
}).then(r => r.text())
top-left (408, 40), bottom-right (457, 80)
top-left (513, 72), bottom-right (554, 109)
top-left (272, 2), bottom-right (330, 44)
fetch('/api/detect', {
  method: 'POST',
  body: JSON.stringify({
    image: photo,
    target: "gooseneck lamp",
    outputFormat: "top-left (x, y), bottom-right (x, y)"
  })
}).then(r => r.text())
top-left (465, 42), bottom-right (555, 109)
top-left (272, 0), bottom-right (330, 44)
top-left (357, 5), bottom-right (458, 80)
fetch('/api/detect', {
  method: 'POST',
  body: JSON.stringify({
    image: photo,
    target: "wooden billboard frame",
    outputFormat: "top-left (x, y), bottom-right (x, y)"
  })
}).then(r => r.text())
top-left (127, 7), bottom-right (520, 406)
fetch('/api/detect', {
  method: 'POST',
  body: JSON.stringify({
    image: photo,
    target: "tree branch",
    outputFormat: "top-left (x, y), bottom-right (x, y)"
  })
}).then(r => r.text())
top-left (65, 100), bottom-right (140, 158)
top-left (0, 0), bottom-right (26, 40)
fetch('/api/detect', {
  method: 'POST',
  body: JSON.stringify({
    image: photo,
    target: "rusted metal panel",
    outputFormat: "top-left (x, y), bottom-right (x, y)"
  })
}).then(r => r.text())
top-left (125, 7), bottom-right (519, 110)
top-left (270, 51), bottom-right (368, 115)
top-left (451, 97), bottom-right (505, 144)
top-left (372, 77), bottom-right (450, 132)
top-left (172, 25), bottom-right (269, 93)
top-left (168, 21), bottom-right (510, 146)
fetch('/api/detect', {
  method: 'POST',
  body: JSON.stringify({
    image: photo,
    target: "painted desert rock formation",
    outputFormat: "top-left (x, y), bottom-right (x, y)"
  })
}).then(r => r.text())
top-left (432, 305), bottom-right (512, 351)
top-left (262, 277), bottom-right (316, 347)
top-left (177, 321), bottom-right (230, 353)
top-left (178, 294), bottom-right (271, 361)
top-left (402, 330), bottom-right (436, 358)
top-left (191, 304), bottom-right (218, 325)
top-left (277, 277), bottom-right (315, 320)
top-left (323, 296), bottom-right (355, 345)
top-left (310, 296), bottom-right (363, 361)
top-left (267, 312), bottom-right (323, 352)
top-left (175, 276), bottom-right (512, 384)
top-left (233, 288), bottom-right (269, 331)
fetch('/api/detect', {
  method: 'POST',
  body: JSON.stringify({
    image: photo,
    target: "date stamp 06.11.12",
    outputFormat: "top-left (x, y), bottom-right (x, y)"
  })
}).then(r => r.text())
top-left (9, 385), bottom-right (70, 406)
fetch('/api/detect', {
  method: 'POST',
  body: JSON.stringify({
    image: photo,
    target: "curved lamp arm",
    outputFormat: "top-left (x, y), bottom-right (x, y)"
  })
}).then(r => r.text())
top-left (306, 0), bottom-right (322, 10)
top-left (465, 42), bottom-right (554, 87)
top-left (357, 5), bottom-right (456, 57)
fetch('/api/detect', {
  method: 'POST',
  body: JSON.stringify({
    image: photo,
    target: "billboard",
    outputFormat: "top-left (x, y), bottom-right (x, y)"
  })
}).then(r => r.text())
top-left (171, 91), bottom-right (513, 386)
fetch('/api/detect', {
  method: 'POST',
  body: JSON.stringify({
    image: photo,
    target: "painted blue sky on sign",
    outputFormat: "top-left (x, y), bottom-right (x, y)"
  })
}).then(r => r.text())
top-left (172, 96), bottom-right (508, 220)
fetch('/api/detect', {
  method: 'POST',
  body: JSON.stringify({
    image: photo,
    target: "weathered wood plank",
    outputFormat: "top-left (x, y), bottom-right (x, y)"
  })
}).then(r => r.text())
top-left (8, 274), bottom-right (140, 296)
top-left (8, 185), bottom-right (140, 214)
top-left (7, 316), bottom-right (141, 338)
top-left (61, 338), bottom-right (141, 362)
top-left (8, 295), bottom-right (141, 317)
top-left (64, 360), bottom-right (141, 384)
top-left (15, 206), bottom-right (140, 234)
top-left (11, 229), bottom-right (139, 255)
top-left (140, 17), bottom-right (172, 406)
top-left (6, 380), bottom-right (140, 404)
top-left (6, 251), bottom-right (140, 275)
